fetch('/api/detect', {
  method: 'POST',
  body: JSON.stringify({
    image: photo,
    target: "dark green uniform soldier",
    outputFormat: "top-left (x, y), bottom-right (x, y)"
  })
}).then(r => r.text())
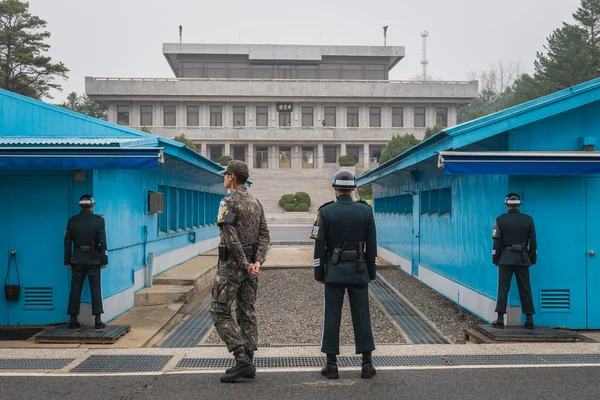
top-left (64, 194), bottom-right (108, 330)
top-left (311, 169), bottom-right (377, 380)
top-left (210, 160), bottom-right (270, 383)
top-left (492, 193), bottom-right (537, 329)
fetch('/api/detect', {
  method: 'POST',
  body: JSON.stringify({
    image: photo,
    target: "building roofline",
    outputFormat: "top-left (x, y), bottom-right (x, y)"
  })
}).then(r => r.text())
top-left (356, 77), bottom-right (600, 186)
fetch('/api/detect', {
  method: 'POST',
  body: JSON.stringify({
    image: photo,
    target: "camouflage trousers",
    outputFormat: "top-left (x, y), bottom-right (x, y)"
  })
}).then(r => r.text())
top-left (210, 259), bottom-right (259, 353)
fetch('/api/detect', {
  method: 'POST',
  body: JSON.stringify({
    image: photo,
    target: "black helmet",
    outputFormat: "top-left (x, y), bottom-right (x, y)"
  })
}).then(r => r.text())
top-left (332, 169), bottom-right (357, 189)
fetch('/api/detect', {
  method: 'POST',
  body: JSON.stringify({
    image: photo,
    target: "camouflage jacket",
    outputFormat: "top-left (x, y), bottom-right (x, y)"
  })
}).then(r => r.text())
top-left (217, 186), bottom-right (270, 268)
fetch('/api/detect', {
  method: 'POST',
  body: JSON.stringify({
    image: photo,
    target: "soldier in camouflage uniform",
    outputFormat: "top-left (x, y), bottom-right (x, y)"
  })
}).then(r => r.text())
top-left (210, 160), bottom-right (270, 383)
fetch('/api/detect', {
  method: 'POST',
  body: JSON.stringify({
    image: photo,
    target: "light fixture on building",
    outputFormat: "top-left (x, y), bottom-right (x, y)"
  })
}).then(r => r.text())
top-left (73, 170), bottom-right (85, 182)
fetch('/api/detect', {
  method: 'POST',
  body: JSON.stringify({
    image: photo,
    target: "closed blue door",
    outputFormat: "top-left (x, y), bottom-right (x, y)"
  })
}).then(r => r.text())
top-left (586, 178), bottom-right (600, 328)
top-left (5, 176), bottom-right (71, 326)
top-left (0, 178), bottom-right (9, 325)
top-left (412, 193), bottom-right (420, 276)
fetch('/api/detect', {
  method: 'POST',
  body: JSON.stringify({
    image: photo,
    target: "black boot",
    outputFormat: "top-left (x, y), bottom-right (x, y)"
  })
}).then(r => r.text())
top-left (321, 353), bottom-right (339, 379)
top-left (220, 346), bottom-right (256, 383)
top-left (68, 315), bottom-right (80, 330)
top-left (361, 351), bottom-right (376, 379)
top-left (225, 348), bottom-right (255, 378)
top-left (94, 314), bottom-right (106, 330)
top-left (492, 312), bottom-right (504, 328)
top-left (524, 314), bottom-right (535, 329)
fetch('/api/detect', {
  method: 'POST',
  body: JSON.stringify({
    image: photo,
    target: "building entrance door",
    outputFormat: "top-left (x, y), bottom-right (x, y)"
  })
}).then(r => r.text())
top-left (412, 193), bottom-right (420, 276)
top-left (585, 178), bottom-right (600, 328)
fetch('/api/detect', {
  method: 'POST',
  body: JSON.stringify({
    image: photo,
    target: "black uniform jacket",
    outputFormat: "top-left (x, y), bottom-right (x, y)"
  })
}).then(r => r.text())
top-left (64, 209), bottom-right (109, 266)
top-left (310, 194), bottom-right (377, 284)
top-left (492, 209), bottom-right (537, 266)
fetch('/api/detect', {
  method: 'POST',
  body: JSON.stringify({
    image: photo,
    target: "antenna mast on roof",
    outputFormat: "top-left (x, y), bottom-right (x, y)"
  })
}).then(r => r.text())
top-left (420, 30), bottom-right (429, 80)
top-left (383, 26), bottom-right (388, 46)
top-left (179, 25), bottom-right (183, 44)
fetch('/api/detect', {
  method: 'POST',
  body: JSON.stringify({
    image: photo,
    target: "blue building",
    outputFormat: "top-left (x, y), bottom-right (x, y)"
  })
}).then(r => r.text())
top-left (0, 89), bottom-right (225, 326)
top-left (358, 78), bottom-right (600, 329)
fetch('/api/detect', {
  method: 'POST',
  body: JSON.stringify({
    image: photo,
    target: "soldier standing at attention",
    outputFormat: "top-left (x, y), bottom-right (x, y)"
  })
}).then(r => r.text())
top-left (310, 169), bottom-right (377, 380)
top-left (64, 194), bottom-right (108, 330)
top-left (210, 160), bottom-right (270, 383)
top-left (492, 193), bottom-right (537, 329)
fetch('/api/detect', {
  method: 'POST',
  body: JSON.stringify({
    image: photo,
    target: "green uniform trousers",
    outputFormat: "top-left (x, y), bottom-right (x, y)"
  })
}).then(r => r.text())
top-left (321, 283), bottom-right (375, 355)
top-left (67, 264), bottom-right (104, 316)
top-left (495, 265), bottom-right (535, 315)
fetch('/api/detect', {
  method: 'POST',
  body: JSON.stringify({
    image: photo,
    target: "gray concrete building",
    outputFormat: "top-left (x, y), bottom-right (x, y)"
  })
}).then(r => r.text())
top-left (86, 43), bottom-right (478, 172)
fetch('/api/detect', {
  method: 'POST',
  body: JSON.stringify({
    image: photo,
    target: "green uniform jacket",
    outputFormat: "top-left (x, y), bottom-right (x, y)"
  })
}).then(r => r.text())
top-left (310, 194), bottom-right (377, 284)
top-left (64, 209), bottom-right (109, 266)
top-left (492, 209), bottom-right (537, 266)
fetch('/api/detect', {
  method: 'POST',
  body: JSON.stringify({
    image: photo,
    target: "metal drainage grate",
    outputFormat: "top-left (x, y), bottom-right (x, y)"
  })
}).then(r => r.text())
top-left (177, 354), bottom-right (600, 369)
top-left (0, 359), bottom-right (73, 370)
top-left (71, 355), bottom-right (172, 373)
top-left (370, 277), bottom-right (448, 344)
top-left (161, 296), bottom-right (213, 348)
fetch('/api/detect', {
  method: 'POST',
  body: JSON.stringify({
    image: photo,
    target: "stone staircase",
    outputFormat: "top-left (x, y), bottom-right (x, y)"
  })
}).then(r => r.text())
top-left (248, 167), bottom-right (349, 222)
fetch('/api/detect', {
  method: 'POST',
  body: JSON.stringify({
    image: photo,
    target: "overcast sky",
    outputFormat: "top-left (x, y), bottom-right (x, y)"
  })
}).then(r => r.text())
top-left (28, 0), bottom-right (582, 103)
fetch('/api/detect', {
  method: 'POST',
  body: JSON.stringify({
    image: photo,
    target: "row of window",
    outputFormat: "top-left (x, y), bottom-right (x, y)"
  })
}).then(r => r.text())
top-left (374, 188), bottom-right (452, 217)
top-left (116, 105), bottom-right (448, 129)
top-left (179, 62), bottom-right (387, 80)
top-left (205, 144), bottom-right (383, 166)
top-left (157, 186), bottom-right (221, 235)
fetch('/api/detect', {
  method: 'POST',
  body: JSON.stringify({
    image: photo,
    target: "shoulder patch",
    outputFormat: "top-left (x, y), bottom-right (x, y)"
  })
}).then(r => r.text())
top-left (309, 210), bottom-right (322, 240)
top-left (357, 199), bottom-right (371, 207)
top-left (217, 198), bottom-right (236, 226)
top-left (318, 201), bottom-right (334, 210)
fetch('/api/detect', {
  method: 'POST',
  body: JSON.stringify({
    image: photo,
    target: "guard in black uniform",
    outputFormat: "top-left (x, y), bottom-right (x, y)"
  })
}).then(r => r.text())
top-left (492, 193), bottom-right (537, 329)
top-left (310, 169), bottom-right (377, 380)
top-left (64, 194), bottom-right (108, 330)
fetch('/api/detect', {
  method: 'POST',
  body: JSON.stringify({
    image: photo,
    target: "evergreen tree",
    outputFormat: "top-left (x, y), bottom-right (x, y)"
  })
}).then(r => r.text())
top-left (58, 92), bottom-right (107, 120)
top-left (0, 0), bottom-right (68, 99)
top-left (378, 134), bottom-right (421, 164)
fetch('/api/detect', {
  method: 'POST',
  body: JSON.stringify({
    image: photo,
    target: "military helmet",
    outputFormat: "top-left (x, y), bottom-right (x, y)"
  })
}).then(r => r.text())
top-left (331, 169), bottom-right (357, 189)
top-left (505, 193), bottom-right (521, 206)
top-left (79, 194), bottom-right (95, 207)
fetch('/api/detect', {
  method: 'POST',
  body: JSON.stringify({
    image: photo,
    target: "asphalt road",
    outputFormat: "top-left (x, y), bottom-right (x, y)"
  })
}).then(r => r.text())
top-left (2, 367), bottom-right (599, 400)
top-left (269, 225), bottom-right (313, 244)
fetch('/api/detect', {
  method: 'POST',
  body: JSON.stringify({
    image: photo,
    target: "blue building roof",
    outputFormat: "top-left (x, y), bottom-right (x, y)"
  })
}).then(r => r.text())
top-left (0, 88), bottom-right (224, 176)
top-left (358, 77), bottom-right (600, 186)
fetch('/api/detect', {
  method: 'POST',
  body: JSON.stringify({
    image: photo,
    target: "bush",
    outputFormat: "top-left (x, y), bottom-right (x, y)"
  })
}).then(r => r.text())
top-left (338, 155), bottom-right (357, 167)
top-left (297, 203), bottom-right (309, 212)
top-left (283, 203), bottom-right (296, 212)
top-left (279, 194), bottom-right (295, 207)
top-left (295, 192), bottom-right (311, 207)
top-left (218, 155), bottom-right (232, 166)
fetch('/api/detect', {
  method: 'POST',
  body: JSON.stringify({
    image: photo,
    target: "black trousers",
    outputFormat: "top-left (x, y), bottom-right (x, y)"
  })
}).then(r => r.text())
top-left (321, 283), bottom-right (375, 355)
top-left (67, 264), bottom-right (104, 316)
top-left (495, 265), bottom-right (535, 315)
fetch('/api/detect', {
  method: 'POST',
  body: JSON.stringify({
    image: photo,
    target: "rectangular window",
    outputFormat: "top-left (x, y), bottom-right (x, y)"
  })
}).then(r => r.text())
top-left (369, 107), bottom-right (381, 128)
top-left (414, 107), bottom-right (426, 128)
top-left (279, 146), bottom-right (291, 169)
top-left (392, 107), bottom-right (403, 127)
top-left (302, 107), bottom-right (313, 127)
top-left (279, 112), bottom-right (291, 127)
top-left (420, 191), bottom-right (429, 216)
top-left (347, 146), bottom-right (360, 163)
top-left (302, 147), bottom-right (314, 169)
top-left (256, 106), bottom-right (268, 127)
top-left (250, 64), bottom-right (273, 79)
top-left (370, 146), bottom-right (382, 162)
top-left (210, 106), bottom-right (222, 127)
top-left (347, 107), bottom-right (359, 127)
top-left (436, 107), bottom-right (448, 127)
top-left (233, 106), bottom-right (245, 127)
top-left (429, 190), bottom-right (440, 216)
top-left (168, 187), bottom-right (177, 233)
top-left (178, 188), bottom-right (186, 231)
top-left (187, 106), bottom-right (199, 126)
top-left (164, 105), bottom-right (176, 127)
top-left (324, 146), bottom-right (337, 163)
top-left (255, 146), bottom-right (269, 168)
top-left (117, 105), bottom-right (129, 126)
top-left (186, 190), bottom-right (193, 229)
top-left (365, 64), bottom-right (386, 80)
top-left (296, 65), bottom-right (318, 79)
top-left (209, 145), bottom-right (223, 162)
top-left (229, 63), bottom-right (249, 79)
top-left (232, 146), bottom-right (246, 163)
top-left (440, 187), bottom-right (451, 216)
top-left (140, 105), bottom-right (153, 126)
top-left (324, 107), bottom-right (336, 127)
top-left (158, 185), bottom-right (167, 235)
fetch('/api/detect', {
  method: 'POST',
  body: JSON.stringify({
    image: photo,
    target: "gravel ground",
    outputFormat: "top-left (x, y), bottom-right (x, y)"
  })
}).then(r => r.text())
top-left (378, 268), bottom-right (485, 344)
top-left (205, 268), bottom-right (406, 345)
